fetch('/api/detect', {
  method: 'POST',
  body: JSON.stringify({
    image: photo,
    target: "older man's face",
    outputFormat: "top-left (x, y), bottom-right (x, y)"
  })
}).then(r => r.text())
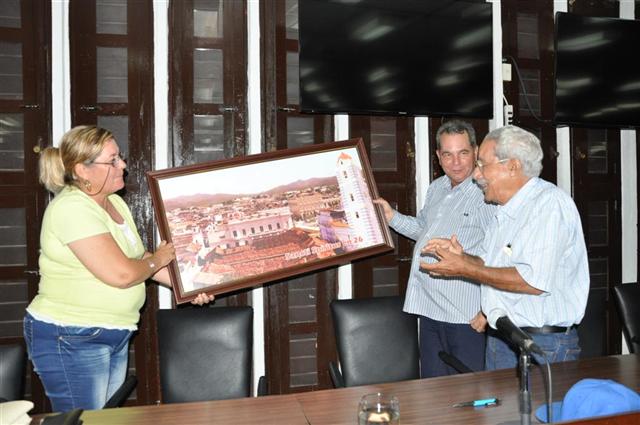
top-left (472, 139), bottom-right (511, 205)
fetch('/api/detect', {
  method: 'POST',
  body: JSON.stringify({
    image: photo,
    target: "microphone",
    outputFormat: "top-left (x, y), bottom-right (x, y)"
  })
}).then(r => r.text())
top-left (495, 315), bottom-right (544, 355)
top-left (438, 351), bottom-right (473, 374)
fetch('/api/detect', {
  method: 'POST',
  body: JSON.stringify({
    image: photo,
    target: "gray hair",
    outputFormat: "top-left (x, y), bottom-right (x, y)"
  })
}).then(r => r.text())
top-left (484, 125), bottom-right (543, 178)
top-left (436, 120), bottom-right (477, 150)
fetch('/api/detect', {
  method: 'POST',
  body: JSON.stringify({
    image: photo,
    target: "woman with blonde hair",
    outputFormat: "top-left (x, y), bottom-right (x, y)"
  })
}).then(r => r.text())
top-left (24, 125), bottom-right (212, 412)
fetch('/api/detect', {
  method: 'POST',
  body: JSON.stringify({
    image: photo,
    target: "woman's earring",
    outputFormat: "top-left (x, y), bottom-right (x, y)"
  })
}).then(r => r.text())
top-left (84, 179), bottom-right (92, 191)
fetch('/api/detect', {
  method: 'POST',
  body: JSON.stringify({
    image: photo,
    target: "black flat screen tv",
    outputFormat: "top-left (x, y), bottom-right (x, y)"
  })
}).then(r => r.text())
top-left (298, 0), bottom-right (493, 118)
top-left (554, 12), bottom-right (640, 129)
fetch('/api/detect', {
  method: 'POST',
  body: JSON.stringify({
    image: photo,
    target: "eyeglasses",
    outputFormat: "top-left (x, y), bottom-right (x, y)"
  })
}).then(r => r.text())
top-left (474, 158), bottom-right (509, 171)
top-left (90, 153), bottom-right (126, 168)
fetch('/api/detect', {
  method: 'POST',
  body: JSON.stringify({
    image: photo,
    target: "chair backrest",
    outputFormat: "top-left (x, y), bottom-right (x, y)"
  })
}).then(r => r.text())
top-left (0, 344), bottom-right (26, 401)
top-left (613, 283), bottom-right (640, 353)
top-left (331, 296), bottom-right (419, 387)
top-left (157, 306), bottom-right (253, 403)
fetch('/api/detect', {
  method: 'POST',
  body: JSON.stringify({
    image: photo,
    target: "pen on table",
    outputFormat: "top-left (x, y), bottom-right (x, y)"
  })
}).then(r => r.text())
top-left (452, 397), bottom-right (499, 408)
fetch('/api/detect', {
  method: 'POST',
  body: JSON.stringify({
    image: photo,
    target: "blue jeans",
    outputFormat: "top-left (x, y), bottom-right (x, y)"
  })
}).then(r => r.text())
top-left (485, 328), bottom-right (581, 370)
top-left (420, 316), bottom-right (486, 378)
top-left (23, 312), bottom-right (132, 412)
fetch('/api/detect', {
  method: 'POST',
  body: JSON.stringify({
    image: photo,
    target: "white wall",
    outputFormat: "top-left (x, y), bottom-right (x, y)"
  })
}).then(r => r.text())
top-left (334, 115), bottom-right (353, 300)
top-left (246, 0), bottom-right (266, 392)
top-left (51, 0), bottom-right (70, 144)
top-left (619, 0), bottom-right (636, 355)
top-left (619, 0), bottom-right (638, 287)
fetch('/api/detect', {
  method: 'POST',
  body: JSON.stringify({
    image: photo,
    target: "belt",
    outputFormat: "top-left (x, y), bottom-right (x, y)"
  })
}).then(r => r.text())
top-left (521, 325), bottom-right (575, 334)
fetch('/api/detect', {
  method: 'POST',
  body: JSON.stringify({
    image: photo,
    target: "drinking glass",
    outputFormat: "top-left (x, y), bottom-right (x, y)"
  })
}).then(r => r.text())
top-left (358, 392), bottom-right (400, 425)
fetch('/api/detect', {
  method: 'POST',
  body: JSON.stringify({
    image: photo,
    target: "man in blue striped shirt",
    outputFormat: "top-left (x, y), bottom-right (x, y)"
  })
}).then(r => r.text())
top-left (376, 120), bottom-right (496, 377)
top-left (422, 125), bottom-right (589, 370)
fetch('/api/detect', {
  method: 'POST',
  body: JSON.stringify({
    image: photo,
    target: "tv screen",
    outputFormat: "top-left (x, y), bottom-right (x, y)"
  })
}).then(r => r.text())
top-left (298, 0), bottom-right (493, 118)
top-left (554, 12), bottom-right (640, 129)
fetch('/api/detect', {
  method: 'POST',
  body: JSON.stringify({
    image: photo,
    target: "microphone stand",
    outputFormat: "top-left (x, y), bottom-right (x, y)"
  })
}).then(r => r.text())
top-left (500, 348), bottom-right (533, 425)
top-left (517, 350), bottom-right (532, 425)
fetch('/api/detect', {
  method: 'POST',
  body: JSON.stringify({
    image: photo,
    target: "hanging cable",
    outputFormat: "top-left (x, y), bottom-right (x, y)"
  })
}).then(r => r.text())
top-left (503, 55), bottom-right (553, 124)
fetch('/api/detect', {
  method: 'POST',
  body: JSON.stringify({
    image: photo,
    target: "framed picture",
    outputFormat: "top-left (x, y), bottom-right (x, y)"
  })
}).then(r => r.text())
top-left (146, 138), bottom-right (393, 304)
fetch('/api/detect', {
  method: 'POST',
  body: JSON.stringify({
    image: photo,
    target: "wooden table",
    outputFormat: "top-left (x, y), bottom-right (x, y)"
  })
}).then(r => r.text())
top-left (296, 354), bottom-right (640, 424)
top-left (31, 354), bottom-right (640, 424)
top-left (32, 394), bottom-right (308, 425)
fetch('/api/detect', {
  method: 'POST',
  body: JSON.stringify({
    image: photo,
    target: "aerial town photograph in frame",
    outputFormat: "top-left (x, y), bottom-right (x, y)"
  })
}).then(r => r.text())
top-left (147, 139), bottom-right (394, 304)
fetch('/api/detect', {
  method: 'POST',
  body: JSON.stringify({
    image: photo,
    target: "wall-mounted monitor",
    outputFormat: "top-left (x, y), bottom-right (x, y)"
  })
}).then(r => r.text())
top-left (298, 0), bottom-right (493, 118)
top-left (554, 12), bottom-right (640, 129)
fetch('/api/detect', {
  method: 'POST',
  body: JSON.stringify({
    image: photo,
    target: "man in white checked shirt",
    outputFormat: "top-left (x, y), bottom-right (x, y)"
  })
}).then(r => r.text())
top-left (422, 125), bottom-right (589, 370)
top-left (375, 120), bottom-right (496, 377)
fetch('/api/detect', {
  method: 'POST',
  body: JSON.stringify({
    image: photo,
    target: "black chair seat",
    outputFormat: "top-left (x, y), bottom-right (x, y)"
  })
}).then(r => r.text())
top-left (329, 296), bottom-right (419, 387)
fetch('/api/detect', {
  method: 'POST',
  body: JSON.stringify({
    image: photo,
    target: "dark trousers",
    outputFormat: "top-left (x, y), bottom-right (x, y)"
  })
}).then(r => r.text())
top-left (419, 316), bottom-right (486, 378)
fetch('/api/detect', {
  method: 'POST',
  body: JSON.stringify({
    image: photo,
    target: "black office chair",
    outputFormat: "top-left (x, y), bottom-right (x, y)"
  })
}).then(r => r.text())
top-left (329, 296), bottom-right (420, 388)
top-left (0, 343), bottom-right (26, 402)
top-left (103, 374), bottom-right (137, 408)
top-left (157, 306), bottom-right (263, 403)
top-left (613, 283), bottom-right (640, 353)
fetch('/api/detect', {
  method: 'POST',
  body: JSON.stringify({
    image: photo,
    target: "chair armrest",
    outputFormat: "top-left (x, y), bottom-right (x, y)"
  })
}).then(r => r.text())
top-left (329, 361), bottom-right (345, 388)
top-left (104, 375), bottom-right (137, 408)
top-left (41, 408), bottom-right (84, 425)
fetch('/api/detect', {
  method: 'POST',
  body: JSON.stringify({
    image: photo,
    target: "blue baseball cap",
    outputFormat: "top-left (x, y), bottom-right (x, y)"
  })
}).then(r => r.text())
top-left (535, 379), bottom-right (640, 423)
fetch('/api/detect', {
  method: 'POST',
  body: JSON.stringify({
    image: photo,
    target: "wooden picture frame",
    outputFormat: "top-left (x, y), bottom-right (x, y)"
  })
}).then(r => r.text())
top-left (146, 138), bottom-right (393, 304)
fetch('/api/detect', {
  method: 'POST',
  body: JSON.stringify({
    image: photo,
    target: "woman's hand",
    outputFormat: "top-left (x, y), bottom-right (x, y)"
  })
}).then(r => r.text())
top-left (191, 293), bottom-right (215, 306)
top-left (153, 241), bottom-right (176, 268)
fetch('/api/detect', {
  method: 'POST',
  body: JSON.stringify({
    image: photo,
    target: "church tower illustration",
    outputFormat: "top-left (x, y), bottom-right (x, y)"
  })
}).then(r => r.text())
top-left (335, 151), bottom-right (383, 249)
